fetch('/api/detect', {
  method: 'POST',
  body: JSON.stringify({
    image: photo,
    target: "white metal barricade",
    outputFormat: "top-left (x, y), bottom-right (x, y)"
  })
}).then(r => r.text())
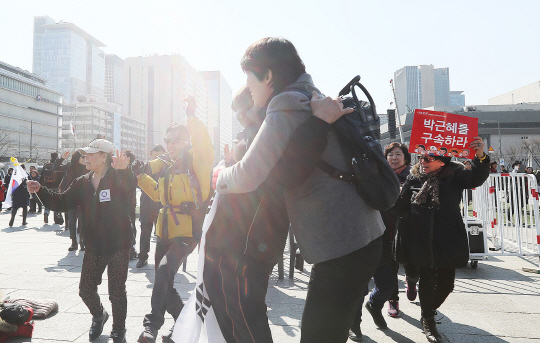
top-left (461, 174), bottom-right (540, 271)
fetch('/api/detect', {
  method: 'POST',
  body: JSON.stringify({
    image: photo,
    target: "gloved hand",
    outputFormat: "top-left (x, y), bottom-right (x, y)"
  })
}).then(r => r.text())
top-left (131, 160), bottom-right (145, 176)
top-left (212, 166), bottom-right (224, 190)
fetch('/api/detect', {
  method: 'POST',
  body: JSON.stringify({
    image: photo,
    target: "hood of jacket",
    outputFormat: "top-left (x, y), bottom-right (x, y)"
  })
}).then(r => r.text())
top-left (410, 161), bottom-right (465, 180)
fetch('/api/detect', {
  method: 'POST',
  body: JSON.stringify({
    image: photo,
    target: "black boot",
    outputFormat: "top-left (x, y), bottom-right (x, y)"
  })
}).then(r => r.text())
top-left (349, 326), bottom-right (363, 342)
top-left (44, 213), bottom-right (49, 224)
top-left (68, 239), bottom-right (78, 251)
top-left (421, 316), bottom-right (442, 343)
top-left (9, 216), bottom-right (14, 227)
top-left (108, 328), bottom-right (127, 343)
top-left (365, 301), bottom-right (387, 329)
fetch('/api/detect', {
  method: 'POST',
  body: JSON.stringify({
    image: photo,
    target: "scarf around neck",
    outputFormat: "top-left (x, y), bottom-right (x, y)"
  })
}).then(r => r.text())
top-left (413, 167), bottom-right (443, 206)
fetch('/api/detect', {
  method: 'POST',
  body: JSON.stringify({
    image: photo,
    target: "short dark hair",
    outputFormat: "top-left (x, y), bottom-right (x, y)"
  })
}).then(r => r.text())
top-left (512, 161), bottom-right (521, 168)
top-left (166, 123), bottom-right (189, 140)
top-left (151, 144), bottom-right (165, 153)
top-left (241, 37), bottom-right (306, 94)
top-left (124, 150), bottom-right (136, 164)
top-left (490, 161), bottom-right (498, 166)
top-left (384, 142), bottom-right (411, 165)
top-left (440, 147), bottom-right (448, 152)
top-left (418, 144), bottom-right (426, 150)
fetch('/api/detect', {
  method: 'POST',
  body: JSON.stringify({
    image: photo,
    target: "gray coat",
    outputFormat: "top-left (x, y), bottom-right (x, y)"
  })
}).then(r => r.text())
top-left (216, 73), bottom-right (385, 264)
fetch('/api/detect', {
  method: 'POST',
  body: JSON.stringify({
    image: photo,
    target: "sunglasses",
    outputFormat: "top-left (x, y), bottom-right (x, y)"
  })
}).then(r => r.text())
top-left (164, 137), bottom-right (184, 144)
top-left (421, 156), bottom-right (438, 163)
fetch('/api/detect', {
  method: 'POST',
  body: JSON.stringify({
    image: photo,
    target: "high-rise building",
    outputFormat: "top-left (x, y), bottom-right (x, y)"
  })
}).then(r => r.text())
top-left (0, 60), bottom-right (63, 162)
top-left (105, 54), bottom-right (125, 106)
top-left (449, 91), bottom-right (466, 106)
top-left (394, 66), bottom-right (419, 115)
top-left (124, 54), bottom-right (210, 151)
top-left (394, 65), bottom-right (457, 115)
top-left (33, 16), bottom-right (106, 105)
top-left (434, 67), bottom-right (450, 107)
top-left (200, 71), bottom-right (233, 163)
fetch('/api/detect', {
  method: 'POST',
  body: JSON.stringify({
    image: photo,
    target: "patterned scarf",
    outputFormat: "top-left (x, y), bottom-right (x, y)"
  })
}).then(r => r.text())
top-left (413, 168), bottom-right (443, 206)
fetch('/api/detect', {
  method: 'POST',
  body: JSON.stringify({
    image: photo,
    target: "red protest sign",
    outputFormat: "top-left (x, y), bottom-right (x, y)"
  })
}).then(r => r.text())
top-left (409, 109), bottom-right (478, 159)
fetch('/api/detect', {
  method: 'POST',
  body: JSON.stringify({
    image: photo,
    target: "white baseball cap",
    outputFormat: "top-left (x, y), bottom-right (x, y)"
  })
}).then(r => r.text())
top-left (79, 139), bottom-right (116, 155)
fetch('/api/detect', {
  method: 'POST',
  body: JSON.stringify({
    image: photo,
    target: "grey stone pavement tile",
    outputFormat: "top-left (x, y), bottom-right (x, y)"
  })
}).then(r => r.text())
top-left (3, 209), bottom-right (540, 342)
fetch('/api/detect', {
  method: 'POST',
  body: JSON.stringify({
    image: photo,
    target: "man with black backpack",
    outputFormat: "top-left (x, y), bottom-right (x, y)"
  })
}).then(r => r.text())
top-left (214, 37), bottom-right (388, 343)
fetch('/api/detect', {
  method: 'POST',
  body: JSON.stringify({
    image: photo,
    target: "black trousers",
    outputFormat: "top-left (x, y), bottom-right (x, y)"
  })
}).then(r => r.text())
top-left (138, 219), bottom-right (156, 262)
top-left (79, 249), bottom-right (130, 330)
top-left (389, 261), bottom-right (420, 301)
top-left (68, 207), bottom-right (82, 242)
top-left (300, 237), bottom-right (382, 343)
top-left (11, 206), bottom-right (27, 224)
top-left (143, 238), bottom-right (196, 330)
top-left (418, 266), bottom-right (456, 317)
top-left (204, 252), bottom-right (274, 343)
top-left (29, 198), bottom-right (42, 212)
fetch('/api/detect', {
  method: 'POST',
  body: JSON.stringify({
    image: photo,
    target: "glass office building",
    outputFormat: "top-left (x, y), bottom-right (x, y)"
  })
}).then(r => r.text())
top-left (33, 16), bottom-right (105, 105)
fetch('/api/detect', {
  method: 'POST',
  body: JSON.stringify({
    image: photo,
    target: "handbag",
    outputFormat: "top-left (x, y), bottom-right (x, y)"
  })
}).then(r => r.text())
top-left (392, 213), bottom-right (409, 264)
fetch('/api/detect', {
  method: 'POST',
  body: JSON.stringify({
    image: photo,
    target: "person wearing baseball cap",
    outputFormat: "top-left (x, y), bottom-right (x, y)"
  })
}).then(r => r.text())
top-left (27, 140), bottom-right (136, 343)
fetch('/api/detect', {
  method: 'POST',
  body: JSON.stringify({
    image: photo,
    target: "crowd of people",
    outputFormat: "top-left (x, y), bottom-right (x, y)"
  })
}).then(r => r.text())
top-left (1, 36), bottom-right (536, 343)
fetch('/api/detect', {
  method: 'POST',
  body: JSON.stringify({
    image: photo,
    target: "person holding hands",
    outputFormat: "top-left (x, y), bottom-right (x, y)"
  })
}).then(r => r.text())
top-left (27, 140), bottom-right (137, 343)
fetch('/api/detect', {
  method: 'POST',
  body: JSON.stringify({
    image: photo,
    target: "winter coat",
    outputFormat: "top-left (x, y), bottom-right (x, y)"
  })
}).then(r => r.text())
top-left (138, 163), bottom-right (162, 223)
top-left (381, 165), bottom-right (411, 251)
top-left (37, 168), bottom-right (136, 256)
top-left (11, 179), bottom-right (29, 208)
top-left (0, 182), bottom-right (5, 202)
top-left (205, 114), bottom-right (330, 265)
top-left (216, 73), bottom-right (385, 264)
top-left (398, 156), bottom-right (490, 269)
top-left (57, 154), bottom-right (89, 192)
top-left (138, 116), bottom-right (214, 240)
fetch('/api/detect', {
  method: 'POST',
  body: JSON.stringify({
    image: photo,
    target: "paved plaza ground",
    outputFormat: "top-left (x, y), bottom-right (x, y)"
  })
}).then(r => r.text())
top-left (1, 207), bottom-right (540, 342)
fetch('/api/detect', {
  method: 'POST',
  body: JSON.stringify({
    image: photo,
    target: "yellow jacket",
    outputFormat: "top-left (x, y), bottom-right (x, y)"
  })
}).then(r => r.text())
top-left (138, 116), bottom-right (214, 239)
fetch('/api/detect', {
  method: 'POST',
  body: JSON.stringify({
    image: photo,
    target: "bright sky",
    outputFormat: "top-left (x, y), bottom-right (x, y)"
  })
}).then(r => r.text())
top-left (2, 0), bottom-right (539, 111)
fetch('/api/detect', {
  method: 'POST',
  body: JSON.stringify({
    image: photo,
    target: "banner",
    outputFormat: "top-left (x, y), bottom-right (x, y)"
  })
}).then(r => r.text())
top-left (172, 193), bottom-right (226, 343)
top-left (3, 159), bottom-right (29, 208)
top-left (409, 109), bottom-right (478, 159)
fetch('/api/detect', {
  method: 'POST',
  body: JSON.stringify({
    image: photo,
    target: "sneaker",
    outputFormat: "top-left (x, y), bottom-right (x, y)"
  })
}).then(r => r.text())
top-left (348, 327), bottom-right (363, 342)
top-left (108, 328), bottom-right (127, 343)
top-left (162, 326), bottom-right (175, 342)
top-left (365, 301), bottom-right (387, 329)
top-left (89, 309), bottom-right (109, 340)
top-left (406, 280), bottom-right (418, 301)
top-left (136, 259), bottom-right (148, 268)
top-left (387, 300), bottom-right (400, 317)
top-left (138, 325), bottom-right (158, 343)
top-left (80, 243), bottom-right (86, 251)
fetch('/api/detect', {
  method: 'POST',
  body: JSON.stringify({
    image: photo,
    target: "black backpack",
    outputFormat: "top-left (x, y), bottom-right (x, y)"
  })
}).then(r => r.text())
top-left (308, 75), bottom-right (401, 212)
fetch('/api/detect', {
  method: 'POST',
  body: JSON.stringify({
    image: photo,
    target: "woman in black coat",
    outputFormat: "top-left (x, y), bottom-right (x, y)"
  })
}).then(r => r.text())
top-left (397, 137), bottom-right (490, 343)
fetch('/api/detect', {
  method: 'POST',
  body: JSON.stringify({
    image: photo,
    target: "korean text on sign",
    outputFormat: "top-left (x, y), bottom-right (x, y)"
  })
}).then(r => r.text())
top-left (408, 109), bottom-right (478, 159)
